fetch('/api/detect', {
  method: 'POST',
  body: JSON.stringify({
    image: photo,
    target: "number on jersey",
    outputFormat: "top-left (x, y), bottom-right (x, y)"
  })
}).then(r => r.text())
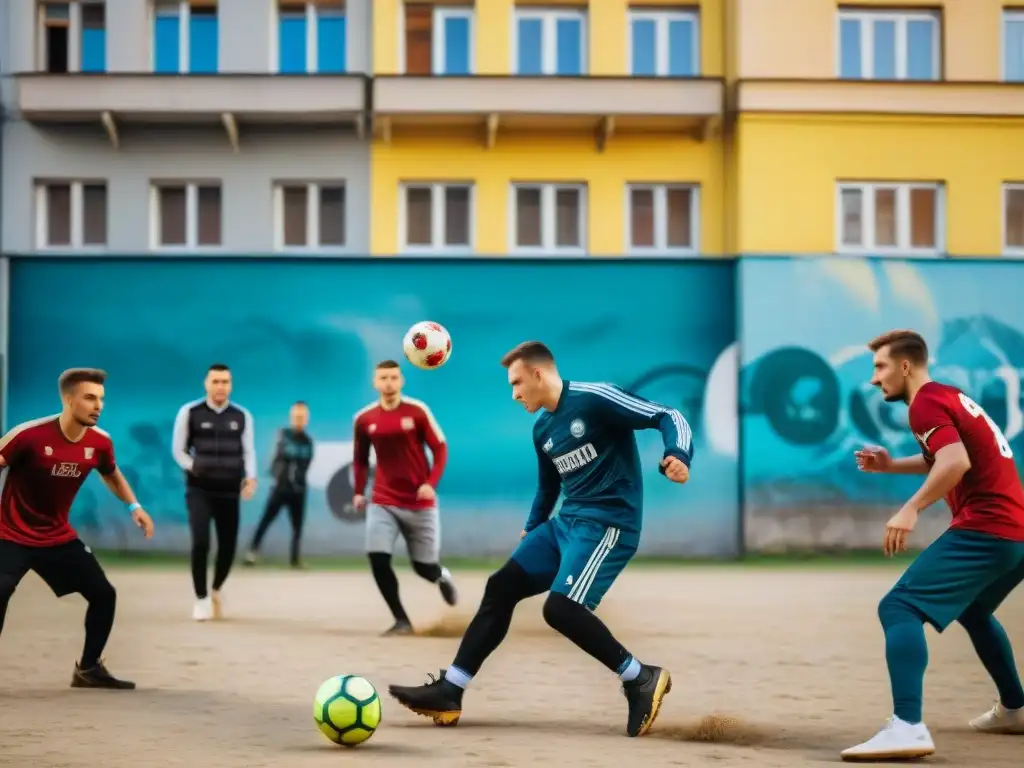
top-left (959, 393), bottom-right (1014, 459)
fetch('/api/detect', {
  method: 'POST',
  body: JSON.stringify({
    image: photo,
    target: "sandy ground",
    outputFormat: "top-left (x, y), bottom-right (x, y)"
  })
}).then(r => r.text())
top-left (1, 563), bottom-right (1023, 767)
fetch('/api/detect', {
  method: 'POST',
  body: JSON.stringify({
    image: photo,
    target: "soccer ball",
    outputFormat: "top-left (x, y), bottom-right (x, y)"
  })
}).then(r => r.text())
top-left (313, 674), bottom-right (382, 747)
top-left (403, 321), bottom-right (452, 370)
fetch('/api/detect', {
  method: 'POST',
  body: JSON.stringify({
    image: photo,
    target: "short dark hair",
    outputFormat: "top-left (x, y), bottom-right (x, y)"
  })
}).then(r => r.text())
top-left (58, 367), bottom-right (107, 394)
top-left (293, 400), bottom-right (308, 407)
top-left (376, 360), bottom-right (400, 370)
top-left (208, 363), bottom-right (230, 373)
top-left (868, 330), bottom-right (929, 366)
top-left (500, 341), bottom-right (555, 369)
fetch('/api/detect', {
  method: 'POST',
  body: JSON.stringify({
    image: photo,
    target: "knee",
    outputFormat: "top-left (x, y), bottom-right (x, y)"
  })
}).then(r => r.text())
top-left (368, 552), bottom-right (391, 572)
top-left (84, 577), bottom-right (116, 608)
top-left (541, 592), bottom-right (575, 630)
top-left (957, 602), bottom-right (991, 632)
top-left (482, 559), bottom-right (532, 607)
top-left (191, 534), bottom-right (210, 553)
top-left (412, 561), bottom-right (442, 582)
top-left (878, 589), bottom-right (921, 629)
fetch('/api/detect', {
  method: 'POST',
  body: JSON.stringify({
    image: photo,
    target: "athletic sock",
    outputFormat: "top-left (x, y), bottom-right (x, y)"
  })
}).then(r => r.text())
top-left (444, 666), bottom-right (472, 689)
top-left (618, 656), bottom-right (642, 682)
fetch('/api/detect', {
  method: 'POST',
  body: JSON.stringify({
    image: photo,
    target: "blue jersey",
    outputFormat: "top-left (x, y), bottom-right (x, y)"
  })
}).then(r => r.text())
top-left (525, 380), bottom-right (693, 535)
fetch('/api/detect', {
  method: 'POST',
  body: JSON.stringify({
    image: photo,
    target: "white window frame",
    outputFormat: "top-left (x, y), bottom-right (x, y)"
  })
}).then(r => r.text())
top-left (836, 9), bottom-right (940, 80)
top-left (508, 183), bottom-right (587, 255)
top-left (272, 181), bottom-right (347, 251)
top-left (626, 9), bottom-right (700, 76)
top-left (34, 179), bottom-right (107, 250)
top-left (151, 0), bottom-right (217, 74)
top-left (149, 181), bottom-right (223, 251)
top-left (398, 183), bottom-right (475, 255)
top-left (511, 8), bottom-right (587, 75)
top-left (835, 182), bottom-right (945, 257)
top-left (270, 2), bottom-right (345, 74)
top-left (432, 7), bottom-right (474, 75)
top-left (1003, 10), bottom-right (1024, 82)
top-left (624, 184), bottom-right (700, 256)
top-left (1003, 183), bottom-right (1024, 257)
top-left (37, 0), bottom-right (101, 73)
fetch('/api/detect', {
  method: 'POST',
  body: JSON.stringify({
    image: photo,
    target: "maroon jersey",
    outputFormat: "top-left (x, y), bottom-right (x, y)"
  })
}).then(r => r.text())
top-left (0, 416), bottom-right (117, 547)
top-left (909, 381), bottom-right (1024, 541)
top-left (353, 398), bottom-right (448, 510)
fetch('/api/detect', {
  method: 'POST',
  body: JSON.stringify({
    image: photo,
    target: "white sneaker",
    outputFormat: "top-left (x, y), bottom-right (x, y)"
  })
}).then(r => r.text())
top-left (211, 590), bottom-right (224, 619)
top-left (192, 597), bottom-right (213, 622)
top-left (969, 701), bottom-right (1024, 734)
top-left (841, 716), bottom-right (935, 761)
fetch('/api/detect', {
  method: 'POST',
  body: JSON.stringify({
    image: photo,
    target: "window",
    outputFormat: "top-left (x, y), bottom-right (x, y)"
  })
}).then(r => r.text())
top-left (403, 5), bottom-right (473, 75)
top-left (838, 9), bottom-right (939, 80)
top-left (151, 182), bottom-right (222, 249)
top-left (510, 183), bottom-right (586, 253)
top-left (836, 182), bottom-right (943, 255)
top-left (273, 182), bottom-right (346, 249)
top-left (276, 0), bottom-right (346, 74)
top-left (628, 9), bottom-right (699, 77)
top-left (1005, 11), bottom-right (1024, 82)
top-left (153, 0), bottom-right (218, 74)
top-left (34, 180), bottom-right (107, 249)
top-left (400, 183), bottom-right (473, 252)
top-left (513, 9), bottom-right (586, 75)
top-left (1005, 184), bottom-right (1024, 255)
top-left (626, 184), bottom-right (698, 254)
top-left (37, 1), bottom-right (106, 73)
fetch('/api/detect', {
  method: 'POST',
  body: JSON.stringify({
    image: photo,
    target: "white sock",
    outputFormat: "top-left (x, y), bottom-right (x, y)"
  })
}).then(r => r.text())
top-left (618, 657), bottom-right (641, 682)
top-left (444, 665), bottom-right (472, 689)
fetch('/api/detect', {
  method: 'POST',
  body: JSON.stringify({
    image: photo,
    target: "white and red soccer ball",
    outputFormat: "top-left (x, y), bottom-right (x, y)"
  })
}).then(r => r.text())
top-left (402, 321), bottom-right (452, 370)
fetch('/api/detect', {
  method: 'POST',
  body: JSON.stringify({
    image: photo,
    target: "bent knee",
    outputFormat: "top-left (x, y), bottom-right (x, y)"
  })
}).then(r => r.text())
top-left (956, 601), bottom-right (992, 631)
top-left (541, 592), bottom-right (575, 629)
top-left (483, 559), bottom-right (532, 605)
top-left (877, 589), bottom-right (922, 628)
top-left (83, 577), bottom-right (116, 605)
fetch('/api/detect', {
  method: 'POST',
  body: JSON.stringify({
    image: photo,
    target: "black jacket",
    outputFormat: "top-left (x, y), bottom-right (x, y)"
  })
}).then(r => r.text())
top-left (173, 399), bottom-right (256, 495)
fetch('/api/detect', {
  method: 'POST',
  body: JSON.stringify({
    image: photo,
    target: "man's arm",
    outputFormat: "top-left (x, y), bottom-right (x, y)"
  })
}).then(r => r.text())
top-left (524, 442), bottom-right (561, 533)
top-left (890, 455), bottom-right (933, 475)
top-left (100, 466), bottom-right (141, 506)
top-left (240, 407), bottom-right (257, 481)
top-left (906, 443), bottom-right (971, 512)
top-left (269, 430), bottom-right (286, 479)
top-left (171, 404), bottom-right (194, 472)
top-left (0, 425), bottom-right (30, 469)
top-left (352, 417), bottom-right (371, 496)
top-left (573, 382), bottom-right (693, 469)
top-left (416, 403), bottom-right (448, 488)
top-left (904, 392), bottom-right (968, 510)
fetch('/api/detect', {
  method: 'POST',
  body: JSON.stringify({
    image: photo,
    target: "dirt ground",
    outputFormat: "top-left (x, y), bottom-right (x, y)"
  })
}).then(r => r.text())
top-left (1, 563), bottom-right (1023, 767)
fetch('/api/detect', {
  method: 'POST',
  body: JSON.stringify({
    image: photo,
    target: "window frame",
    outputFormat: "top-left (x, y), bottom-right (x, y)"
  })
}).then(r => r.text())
top-left (834, 181), bottom-right (945, 257)
top-left (398, 182), bottom-right (475, 255)
top-left (271, 181), bottom-right (348, 252)
top-left (37, 0), bottom-right (107, 73)
top-left (624, 183), bottom-right (700, 256)
top-left (149, 181), bottom-right (223, 251)
top-left (271, 1), bottom-right (347, 74)
top-left (150, 0), bottom-right (219, 74)
top-left (626, 8), bottom-right (700, 77)
top-left (432, 6), bottom-right (474, 75)
top-left (33, 179), bottom-right (108, 250)
top-left (508, 182), bottom-right (588, 256)
top-left (836, 8), bottom-right (941, 81)
top-left (1003, 10), bottom-right (1024, 82)
top-left (511, 7), bottom-right (587, 76)
top-left (1003, 182), bottom-right (1024, 257)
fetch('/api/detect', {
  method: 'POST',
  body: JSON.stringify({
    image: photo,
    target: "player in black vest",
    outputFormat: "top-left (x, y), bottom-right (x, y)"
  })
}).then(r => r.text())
top-left (244, 401), bottom-right (314, 569)
top-left (172, 364), bottom-right (257, 621)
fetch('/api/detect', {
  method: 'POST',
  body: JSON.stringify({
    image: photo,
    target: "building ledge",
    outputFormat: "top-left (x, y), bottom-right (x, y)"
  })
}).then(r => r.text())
top-left (372, 76), bottom-right (724, 150)
top-left (738, 79), bottom-right (1024, 118)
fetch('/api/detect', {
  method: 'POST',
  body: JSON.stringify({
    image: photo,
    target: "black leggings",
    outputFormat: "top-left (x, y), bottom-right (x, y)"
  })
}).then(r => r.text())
top-left (250, 488), bottom-right (306, 565)
top-left (188, 490), bottom-right (240, 599)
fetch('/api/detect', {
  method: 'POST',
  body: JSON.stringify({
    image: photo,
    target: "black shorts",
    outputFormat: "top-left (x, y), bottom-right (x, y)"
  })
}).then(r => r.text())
top-left (0, 538), bottom-right (108, 597)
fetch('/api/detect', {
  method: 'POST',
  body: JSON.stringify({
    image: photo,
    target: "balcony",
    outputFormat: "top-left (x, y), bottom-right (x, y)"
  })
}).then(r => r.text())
top-left (371, 76), bottom-right (725, 150)
top-left (13, 74), bottom-right (369, 150)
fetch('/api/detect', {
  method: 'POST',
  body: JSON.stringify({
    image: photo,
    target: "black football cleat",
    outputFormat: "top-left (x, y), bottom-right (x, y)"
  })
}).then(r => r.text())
top-left (382, 619), bottom-right (414, 637)
top-left (71, 660), bottom-right (136, 690)
top-left (389, 670), bottom-right (463, 726)
top-left (622, 665), bottom-right (672, 737)
top-left (438, 567), bottom-right (458, 606)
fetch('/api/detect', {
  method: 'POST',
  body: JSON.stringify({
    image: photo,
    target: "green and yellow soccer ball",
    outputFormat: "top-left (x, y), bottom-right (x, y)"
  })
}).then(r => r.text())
top-left (313, 675), bottom-right (382, 747)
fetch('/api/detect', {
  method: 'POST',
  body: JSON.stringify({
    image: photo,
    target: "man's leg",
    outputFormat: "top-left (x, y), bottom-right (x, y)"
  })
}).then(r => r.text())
top-left (543, 519), bottom-right (669, 737)
top-left (286, 493), bottom-right (306, 568)
top-left (187, 490), bottom-right (215, 620)
top-left (387, 522), bottom-right (558, 725)
top-left (210, 494), bottom-right (241, 618)
top-left (841, 530), bottom-right (1024, 760)
top-left (0, 540), bottom-right (31, 638)
top-left (245, 488), bottom-right (286, 564)
top-left (32, 540), bottom-right (134, 689)
top-left (960, 553), bottom-right (1024, 733)
top-left (398, 505), bottom-right (458, 606)
top-left (365, 505), bottom-right (410, 634)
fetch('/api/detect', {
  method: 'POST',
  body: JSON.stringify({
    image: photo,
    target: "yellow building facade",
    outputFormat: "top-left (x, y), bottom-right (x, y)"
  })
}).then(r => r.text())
top-left (367, 0), bottom-right (1024, 258)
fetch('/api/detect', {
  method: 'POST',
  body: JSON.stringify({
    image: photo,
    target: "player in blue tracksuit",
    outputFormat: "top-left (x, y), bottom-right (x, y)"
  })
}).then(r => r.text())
top-left (388, 341), bottom-right (692, 738)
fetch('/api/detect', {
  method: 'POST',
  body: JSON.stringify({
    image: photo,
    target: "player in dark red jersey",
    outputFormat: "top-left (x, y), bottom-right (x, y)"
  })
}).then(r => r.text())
top-left (842, 330), bottom-right (1024, 761)
top-left (352, 360), bottom-right (457, 636)
top-left (0, 368), bottom-right (154, 689)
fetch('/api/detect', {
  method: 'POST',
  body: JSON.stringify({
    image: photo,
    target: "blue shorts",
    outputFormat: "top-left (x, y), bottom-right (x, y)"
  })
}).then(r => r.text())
top-left (510, 514), bottom-right (638, 610)
top-left (888, 528), bottom-right (1024, 632)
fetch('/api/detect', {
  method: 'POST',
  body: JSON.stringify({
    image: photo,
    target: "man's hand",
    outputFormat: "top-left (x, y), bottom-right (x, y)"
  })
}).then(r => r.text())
top-left (856, 446), bottom-right (893, 473)
top-left (352, 494), bottom-right (367, 512)
top-left (241, 478), bottom-right (257, 501)
top-left (416, 484), bottom-right (437, 503)
top-left (884, 504), bottom-right (919, 557)
top-left (132, 507), bottom-right (154, 539)
top-left (661, 456), bottom-right (690, 484)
